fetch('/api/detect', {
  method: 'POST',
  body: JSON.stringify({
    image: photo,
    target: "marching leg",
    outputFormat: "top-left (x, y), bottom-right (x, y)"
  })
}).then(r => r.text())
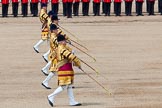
top-left (42, 72), bottom-right (55, 89)
top-left (33, 39), bottom-right (44, 53)
top-left (41, 61), bottom-right (51, 76)
top-left (43, 49), bottom-right (50, 63)
top-left (47, 86), bottom-right (66, 107)
top-left (67, 85), bottom-right (82, 106)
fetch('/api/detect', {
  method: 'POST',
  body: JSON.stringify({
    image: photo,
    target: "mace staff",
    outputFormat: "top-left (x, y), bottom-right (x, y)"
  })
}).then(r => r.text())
top-left (58, 25), bottom-right (80, 41)
top-left (69, 43), bottom-right (96, 62)
top-left (79, 58), bottom-right (98, 75)
top-left (70, 39), bottom-right (89, 51)
top-left (79, 68), bottom-right (112, 96)
top-left (59, 25), bottom-right (89, 51)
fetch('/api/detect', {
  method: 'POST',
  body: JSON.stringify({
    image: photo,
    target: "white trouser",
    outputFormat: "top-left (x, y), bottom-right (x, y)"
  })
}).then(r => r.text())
top-left (67, 85), bottom-right (80, 105)
top-left (33, 39), bottom-right (44, 51)
top-left (42, 61), bottom-right (51, 74)
top-left (48, 85), bottom-right (79, 105)
top-left (42, 72), bottom-right (55, 87)
top-left (48, 86), bottom-right (65, 104)
top-left (43, 49), bottom-right (50, 62)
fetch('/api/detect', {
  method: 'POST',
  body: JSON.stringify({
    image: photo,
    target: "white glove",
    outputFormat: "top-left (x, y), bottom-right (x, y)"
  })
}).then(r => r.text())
top-left (72, 50), bottom-right (75, 54)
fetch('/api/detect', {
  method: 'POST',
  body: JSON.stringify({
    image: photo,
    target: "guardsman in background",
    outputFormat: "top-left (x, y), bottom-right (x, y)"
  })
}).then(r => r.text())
top-left (146, 0), bottom-right (149, 12)
top-left (2, 0), bottom-right (9, 17)
top-left (31, 0), bottom-right (39, 17)
top-left (158, 0), bottom-right (160, 12)
top-left (62, 0), bottom-right (67, 16)
top-left (21, 0), bottom-right (23, 15)
top-left (66, 0), bottom-right (73, 18)
top-left (82, 0), bottom-right (90, 16)
top-left (51, 0), bottom-right (59, 15)
top-left (148, 0), bottom-right (155, 15)
top-left (102, 0), bottom-right (105, 14)
top-left (136, 0), bottom-right (144, 16)
top-left (103, 0), bottom-right (111, 16)
top-left (93, 0), bottom-right (101, 16)
top-left (124, 0), bottom-right (133, 16)
top-left (114, 0), bottom-right (116, 13)
top-left (41, 0), bottom-right (48, 7)
top-left (33, 3), bottom-right (48, 53)
top-left (12, 0), bottom-right (19, 17)
top-left (159, 0), bottom-right (162, 15)
top-left (114, 0), bottom-right (122, 16)
top-left (30, 0), bottom-right (33, 14)
top-left (73, 0), bottom-right (80, 16)
top-left (92, 0), bottom-right (95, 14)
top-left (22, 0), bottom-right (28, 17)
top-left (47, 34), bottom-right (82, 107)
top-left (135, 0), bottom-right (137, 13)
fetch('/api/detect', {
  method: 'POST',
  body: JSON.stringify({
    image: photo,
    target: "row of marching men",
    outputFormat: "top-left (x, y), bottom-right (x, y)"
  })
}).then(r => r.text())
top-left (33, 3), bottom-right (84, 107)
top-left (1, 0), bottom-right (162, 17)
